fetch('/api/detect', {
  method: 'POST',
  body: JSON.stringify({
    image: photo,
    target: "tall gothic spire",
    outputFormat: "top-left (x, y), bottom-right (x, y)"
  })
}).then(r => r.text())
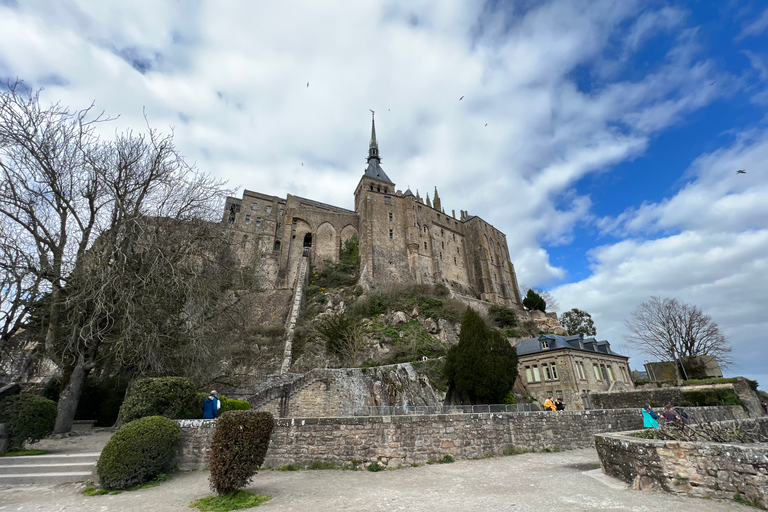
top-left (362, 110), bottom-right (393, 184)
top-left (367, 110), bottom-right (380, 162)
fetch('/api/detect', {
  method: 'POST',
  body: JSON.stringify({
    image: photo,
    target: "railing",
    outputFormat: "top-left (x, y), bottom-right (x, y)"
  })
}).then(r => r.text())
top-left (353, 403), bottom-right (538, 416)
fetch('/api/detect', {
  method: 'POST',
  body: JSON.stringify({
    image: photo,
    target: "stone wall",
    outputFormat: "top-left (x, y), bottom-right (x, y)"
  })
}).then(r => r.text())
top-left (172, 406), bottom-right (746, 470)
top-left (595, 418), bottom-right (768, 508)
top-left (590, 379), bottom-right (765, 418)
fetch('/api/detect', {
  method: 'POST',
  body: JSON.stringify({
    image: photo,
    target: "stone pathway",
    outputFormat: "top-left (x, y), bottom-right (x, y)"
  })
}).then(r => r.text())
top-left (0, 447), bottom-right (746, 511)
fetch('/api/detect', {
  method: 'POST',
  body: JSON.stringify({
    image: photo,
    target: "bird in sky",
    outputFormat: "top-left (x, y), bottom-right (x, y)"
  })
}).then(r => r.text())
top-left (388, 108), bottom-right (390, 111)
top-left (737, 169), bottom-right (746, 174)
top-left (301, 163), bottom-right (304, 166)
top-left (710, 81), bottom-right (716, 86)
top-left (485, 123), bottom-right (488, 126)
top-left (459, 96), bottom-right (464, 100)
top-left (307, 82), bottom-right (309, 88)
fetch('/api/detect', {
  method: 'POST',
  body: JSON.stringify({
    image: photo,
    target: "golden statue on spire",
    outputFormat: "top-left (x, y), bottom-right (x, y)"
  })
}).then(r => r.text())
top-left (369, 109), bottom-right (375, 116)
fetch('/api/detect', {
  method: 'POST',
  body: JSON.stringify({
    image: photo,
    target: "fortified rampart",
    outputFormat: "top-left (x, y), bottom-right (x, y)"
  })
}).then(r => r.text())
top-left (172, 405), bottom-right (746, 470)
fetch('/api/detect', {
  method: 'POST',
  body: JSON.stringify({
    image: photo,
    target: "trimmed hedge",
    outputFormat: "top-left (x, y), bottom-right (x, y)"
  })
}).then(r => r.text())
top-left (209, 411), bottom-right (274, 495)
top-left (681, 388), bottom-right (743, 407)
top-left (0, 394), bottom-right (57, 450)
top-left (117, 377), bottom-right (199, 424)
top-left (96, 415), bottom-right (180, 490)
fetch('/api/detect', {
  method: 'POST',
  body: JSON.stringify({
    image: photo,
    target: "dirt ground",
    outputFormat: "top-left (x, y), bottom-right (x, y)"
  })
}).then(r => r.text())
top-left (0, 432), bottom-right (747, 511)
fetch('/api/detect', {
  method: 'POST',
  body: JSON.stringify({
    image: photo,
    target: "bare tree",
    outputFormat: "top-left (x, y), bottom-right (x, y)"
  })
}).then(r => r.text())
top-left (0, 83), bottom-right (236, 432)
top-left (624, 297), bottom-right (732, 373)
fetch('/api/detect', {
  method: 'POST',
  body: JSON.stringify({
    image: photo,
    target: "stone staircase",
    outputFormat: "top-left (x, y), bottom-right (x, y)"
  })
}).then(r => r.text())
top-left (279, 248), bottom-right (311, 374)
top-left (0, 452), bottom-right (98, 485)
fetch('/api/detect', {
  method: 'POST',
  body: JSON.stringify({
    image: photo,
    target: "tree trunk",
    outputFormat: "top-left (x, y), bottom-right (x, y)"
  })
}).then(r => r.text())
top-left (53, 356), bottom-right (90, 434)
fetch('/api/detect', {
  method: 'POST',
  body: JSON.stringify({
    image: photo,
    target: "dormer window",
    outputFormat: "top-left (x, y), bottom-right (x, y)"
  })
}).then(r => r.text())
top-left (541, 339), bottom-right (549, 349)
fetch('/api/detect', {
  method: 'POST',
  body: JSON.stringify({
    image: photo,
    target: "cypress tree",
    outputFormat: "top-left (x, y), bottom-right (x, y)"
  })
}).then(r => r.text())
top-left (444, 307), bottom-right (519, 404)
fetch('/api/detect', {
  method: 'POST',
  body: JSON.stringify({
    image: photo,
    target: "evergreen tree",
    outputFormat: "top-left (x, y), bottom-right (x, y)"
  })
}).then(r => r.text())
top-left (444, 307), bottom-right (518, 404)
top-left (523, 289), bottom-right (546, 312)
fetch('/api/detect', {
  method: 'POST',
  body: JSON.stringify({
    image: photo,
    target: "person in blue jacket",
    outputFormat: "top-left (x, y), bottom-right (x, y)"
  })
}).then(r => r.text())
top-left (202, 391), bottom-right (219, 419)
top-left (642, 404), bottom-right (659, 428)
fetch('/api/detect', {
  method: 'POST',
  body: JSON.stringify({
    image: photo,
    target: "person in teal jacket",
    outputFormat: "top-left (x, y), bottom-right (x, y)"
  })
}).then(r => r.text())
top-left (642, 404), bottom-right (659, 428)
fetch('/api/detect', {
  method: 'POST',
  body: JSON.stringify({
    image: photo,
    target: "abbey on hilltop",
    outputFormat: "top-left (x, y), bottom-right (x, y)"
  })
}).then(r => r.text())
top-left (223, 114), bottom-right (522, 306)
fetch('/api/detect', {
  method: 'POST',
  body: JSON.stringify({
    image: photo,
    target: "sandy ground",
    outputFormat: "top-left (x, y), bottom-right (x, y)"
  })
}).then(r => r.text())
top-left (0, 432), bottom-right (747, 512)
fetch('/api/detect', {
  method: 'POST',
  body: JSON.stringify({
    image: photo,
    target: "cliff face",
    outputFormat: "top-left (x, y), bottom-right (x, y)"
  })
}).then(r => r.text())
top-left (246, 362), bottom-right (446, 417)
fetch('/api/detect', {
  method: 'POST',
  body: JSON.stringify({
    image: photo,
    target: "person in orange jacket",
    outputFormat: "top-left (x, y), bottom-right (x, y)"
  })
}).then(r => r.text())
top-left (543, 396), bottom-right (556, 411)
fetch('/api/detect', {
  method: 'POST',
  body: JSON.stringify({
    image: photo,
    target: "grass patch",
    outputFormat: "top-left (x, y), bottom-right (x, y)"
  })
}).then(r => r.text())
top-left (277, 464), bottom-right (301, 471)
top-left (306, 460), bottom-right (337, 470)
top-left (82, 488), bottom-right (109, 496)
top-left (190, 490), bottom-right (272, 511)
top-left (0, 449), bottom-right (49, 457)
top-left (733, 493), bottom-right (765, 509)
top-left (502, 446), bottom-right (529, 456)
top-left (127, 473), bottom-right (172, 491)
top-left (366, 461), bottom-right (383, 472)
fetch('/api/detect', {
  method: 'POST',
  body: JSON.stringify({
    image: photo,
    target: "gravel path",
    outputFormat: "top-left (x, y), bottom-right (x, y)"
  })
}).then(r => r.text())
top-left (0, 442), bottom-right (746, 512)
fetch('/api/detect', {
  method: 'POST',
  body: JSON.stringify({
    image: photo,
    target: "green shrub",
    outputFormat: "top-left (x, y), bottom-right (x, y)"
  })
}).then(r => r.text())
top-left (209, 411), bottom-right (274, 495)
top-left (0, 394), bottom-right (57, 450)
top-left (96, 416), bottom-right (180, 490)
top-left (117, 377), bottom-right (200, 424)
top-left (220, 397), bottom-right (249, 413)
top-left (681, 388), bottom-right (743, 407)
top-left (488, 304), bottom-right (518, 328)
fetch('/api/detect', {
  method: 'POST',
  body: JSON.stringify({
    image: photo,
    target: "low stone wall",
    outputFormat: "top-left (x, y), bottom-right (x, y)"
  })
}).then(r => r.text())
top-left (591, 378), bottom-right (765, 418)
top-left (595, 418), bottom-right (768, 508)
top-left (172, 406), bottom-right (745, 470)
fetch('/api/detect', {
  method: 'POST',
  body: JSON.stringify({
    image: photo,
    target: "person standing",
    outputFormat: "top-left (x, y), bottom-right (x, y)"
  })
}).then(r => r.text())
top-left (642, 404), bottom-right (659, 428)
top-left (202, 391), bottom-right (219, 419)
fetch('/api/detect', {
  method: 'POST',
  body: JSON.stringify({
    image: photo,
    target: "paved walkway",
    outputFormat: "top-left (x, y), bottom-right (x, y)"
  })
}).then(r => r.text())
top-left (0, 440), bottom-right (746, 511)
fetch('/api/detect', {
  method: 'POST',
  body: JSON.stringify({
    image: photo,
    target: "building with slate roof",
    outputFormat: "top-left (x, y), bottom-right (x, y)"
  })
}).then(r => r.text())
top-left (222, 113), bottom-right (522, 306)
top-left (515, 333), bottom-right (632, 410)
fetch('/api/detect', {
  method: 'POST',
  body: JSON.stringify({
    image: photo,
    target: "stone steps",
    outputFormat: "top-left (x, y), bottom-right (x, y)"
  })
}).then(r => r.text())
top-left (0, 452), bottom-right (99, 485)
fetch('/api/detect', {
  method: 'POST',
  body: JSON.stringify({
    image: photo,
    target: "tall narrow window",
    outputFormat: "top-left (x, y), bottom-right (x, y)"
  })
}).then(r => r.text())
top-left (525, 367), bottom-right (533, 383)
top-left (424, 242), bottom-right (428, 250)
top-left (256, 217), bottom-right (262, 227)
top-left (532, 366), bottom-right (541, 382)
top-left (245, 215), bottom-right (251, 224)
top-left (606, 366), bottom-right (614, 381)
top-left (384, 196), bottom-right (392, 205)
top-left (266, 206), bottom-right (272, 214)
top-left (389, 229), bottom-right (393, 239)
top-left (418, 205), bottom-right (422, 212)
top-left (273, 240), bottom-right (281, 251)
top-left (251, 203), bottom-right (258, 210)
top-left (388, 212), bottom-right (393, 221)
top-left (550, 364), bottom-right (558, 380)
top-left (544, 365), bottom-right (552, 380)
top-left (593, 364), bottom-right (602, 381)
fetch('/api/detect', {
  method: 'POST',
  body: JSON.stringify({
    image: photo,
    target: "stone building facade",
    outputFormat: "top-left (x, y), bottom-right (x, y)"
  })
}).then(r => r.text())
top-left (222, 114), bottom-right (522, 306)
top-left (514, 334), bottom-right (632, 410)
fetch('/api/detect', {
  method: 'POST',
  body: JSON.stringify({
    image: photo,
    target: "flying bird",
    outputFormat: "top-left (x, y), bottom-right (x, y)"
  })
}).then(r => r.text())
top-left (307, 82), bottom-right (309, 87)
top-left (485, 123), bottom-right (488, 127)
top-left (737, 169), bottom-right (746, 174)
top-left (301, 163), bottom-right (304, 166)
top-left (710, 81), bottom-right (716, 86)
top-left (459, 96), bottom-right (464, 100)
top-left (388, 108), bottom-right (390, 111)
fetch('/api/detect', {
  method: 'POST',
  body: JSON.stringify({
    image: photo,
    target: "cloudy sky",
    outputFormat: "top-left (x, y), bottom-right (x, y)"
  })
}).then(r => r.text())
top-left (1, 0), bottom-right (766, 388)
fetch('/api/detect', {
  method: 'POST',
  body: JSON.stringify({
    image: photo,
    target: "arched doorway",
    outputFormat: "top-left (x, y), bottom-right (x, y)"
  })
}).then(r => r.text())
top-left (303, 233), bottom-right (312, 248)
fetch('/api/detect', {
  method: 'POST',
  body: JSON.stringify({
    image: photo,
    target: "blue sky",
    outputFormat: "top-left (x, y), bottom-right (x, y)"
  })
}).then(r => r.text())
top-left (0, 0), bottom-right (766, 388)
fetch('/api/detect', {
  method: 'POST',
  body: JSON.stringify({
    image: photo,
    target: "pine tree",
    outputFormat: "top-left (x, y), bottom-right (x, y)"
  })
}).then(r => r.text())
top-left (444, 307), bottom-right (519, 404)
top-left (523, 289), bottom-right (546, 312)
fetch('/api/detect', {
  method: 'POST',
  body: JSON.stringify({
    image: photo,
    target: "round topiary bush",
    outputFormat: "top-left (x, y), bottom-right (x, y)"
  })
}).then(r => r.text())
top-left (209, 411), bottom-right (274, 495)
top-left (97, 415), bottom-right (180, 490)
top-left (0, 394), bottom-right (57, 450)
top-left (117, 377), bottom-right (199, 424)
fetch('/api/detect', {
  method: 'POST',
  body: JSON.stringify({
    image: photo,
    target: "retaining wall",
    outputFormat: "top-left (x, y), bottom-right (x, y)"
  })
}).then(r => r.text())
top-left (172, 405), bottom-right (745, 470)
top-left (595, 417), bottom-right (768, 508)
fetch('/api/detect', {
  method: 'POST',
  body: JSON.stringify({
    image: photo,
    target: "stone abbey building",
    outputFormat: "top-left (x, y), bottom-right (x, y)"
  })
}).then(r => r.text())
top-left (223, 114), bottom-right (522, 306)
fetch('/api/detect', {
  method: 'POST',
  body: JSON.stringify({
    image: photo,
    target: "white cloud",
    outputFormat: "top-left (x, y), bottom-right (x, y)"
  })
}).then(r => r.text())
top-left (554, 132), bottom-right (768, 388)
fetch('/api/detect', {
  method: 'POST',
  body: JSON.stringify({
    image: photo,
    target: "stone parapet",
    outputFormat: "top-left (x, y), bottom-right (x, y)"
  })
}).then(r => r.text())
top-left (172, 406), bottom-right (745, 470)
top-left (595, 417), bottom-right (768, 508)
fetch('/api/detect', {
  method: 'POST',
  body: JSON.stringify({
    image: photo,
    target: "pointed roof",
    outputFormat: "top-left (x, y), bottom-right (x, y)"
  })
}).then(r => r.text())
top-left (403, 187), bottom-right (415, 198)
top-left (363, 111), bottom-right (393, 184)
